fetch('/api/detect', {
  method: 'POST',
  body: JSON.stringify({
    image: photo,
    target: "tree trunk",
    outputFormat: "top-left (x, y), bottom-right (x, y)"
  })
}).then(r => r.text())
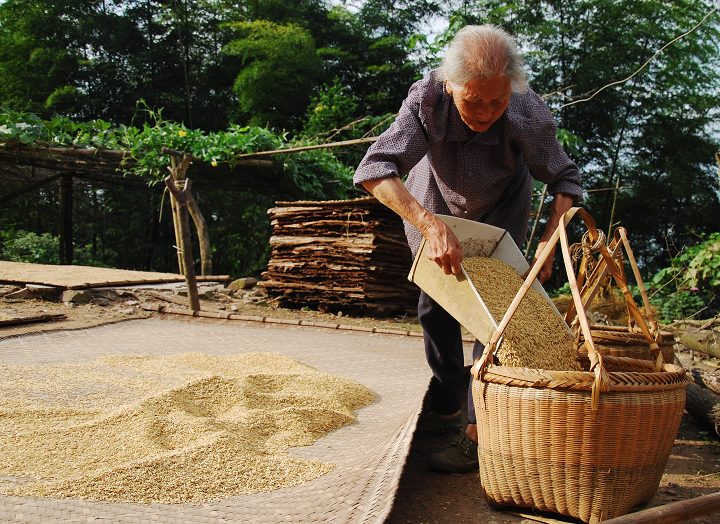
top-left (164, 176), bottom-right (200, 311)
top-left (690, 368), bottom-right (720, 396)
top-left (170, 194), bottom-right (185, 274)
top-left (679, 329), bottom-right (720, 359)
top-left (165, 151), bottom-right (212, 275)
top-left (186, 195), bottom-right (211, 275)
top-left (685, 382), bottom-right (720, 438)
top-left (666, 317), bottom-right (720, 358)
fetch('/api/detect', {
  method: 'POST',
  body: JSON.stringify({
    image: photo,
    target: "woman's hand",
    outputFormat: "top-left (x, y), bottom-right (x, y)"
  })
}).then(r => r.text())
top-left (528, 241), bottom-right (555, 283)
top-left (362, 177), bottom-right (464, 275)
top-left (420, 213), bottom-right (464, 275)
top-left (525, 193), bottom-right (575, 284)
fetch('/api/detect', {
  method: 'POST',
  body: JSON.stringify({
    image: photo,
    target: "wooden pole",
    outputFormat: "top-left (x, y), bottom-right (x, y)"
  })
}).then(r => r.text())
top-left (602, 491), bottom-right (720, 524)
top-left (164, 175), bottom-right (200, 311)
top-left (58, 173), bottom-right (74, 264)
top-left (163, 149), bottom-right (213, 275)
top-left (607, 173), bottom-right (622, 238)
top-left (525, 184), bottom-right (548, 258)
top-left (168, 156), bottom-right (185, 274)
top-left (235, 136), bottom-right (379, 158)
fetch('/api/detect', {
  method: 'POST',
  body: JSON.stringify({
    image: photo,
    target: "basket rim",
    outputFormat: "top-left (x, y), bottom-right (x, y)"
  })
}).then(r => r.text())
top-left (477, 361), bottom-right (687, 392)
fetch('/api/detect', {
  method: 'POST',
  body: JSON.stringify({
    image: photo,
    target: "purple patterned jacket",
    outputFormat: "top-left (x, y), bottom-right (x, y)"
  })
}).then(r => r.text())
top-left (353, 70), bottom-right (583, 255)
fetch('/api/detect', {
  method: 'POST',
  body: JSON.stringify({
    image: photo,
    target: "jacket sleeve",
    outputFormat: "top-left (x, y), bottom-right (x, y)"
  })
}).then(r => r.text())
top-left (353, 80), bottom-right (431, 190)
top-left (508, 90), bottom-right (583, 201)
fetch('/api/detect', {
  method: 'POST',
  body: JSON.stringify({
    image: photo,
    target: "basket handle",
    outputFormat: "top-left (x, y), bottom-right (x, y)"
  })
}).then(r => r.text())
top-left (593, 230), bottom-right (664, 370)
top-left (471, 207), bottom-right (611, 409)
top-left (615, 227), bottom-right (658, 327)
top-left (561, 227), bottom-right (664, 371)
top-left (558, 210), bottom-right (611, 409)
top-left (564, 235), bottom-right (622, 327)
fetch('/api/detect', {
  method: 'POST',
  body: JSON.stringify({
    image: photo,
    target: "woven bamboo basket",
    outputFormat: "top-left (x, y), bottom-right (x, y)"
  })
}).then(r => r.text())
top-left (564, 226), bottom-right (677, 365)
top-left (471, 208), bottom-right (687, 524)
top-left (577, 325), bottom-right (676, 364)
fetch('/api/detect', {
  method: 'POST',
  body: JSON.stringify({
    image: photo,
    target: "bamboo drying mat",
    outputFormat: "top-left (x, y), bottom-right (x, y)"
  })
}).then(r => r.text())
top-left (0, 318), bottom-right (431, 523)
top-left (0, 261), bottom-right (229, 289)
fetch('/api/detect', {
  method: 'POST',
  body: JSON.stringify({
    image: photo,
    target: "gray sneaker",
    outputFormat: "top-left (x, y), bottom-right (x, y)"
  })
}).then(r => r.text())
top-left (428, 434), bottom-right (479, 473)
top-left (417, 410), bottom-right (464, 436)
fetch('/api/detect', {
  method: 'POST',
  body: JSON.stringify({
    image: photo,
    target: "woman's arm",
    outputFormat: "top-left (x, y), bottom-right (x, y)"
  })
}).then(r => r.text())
top-left (362, 177), bottom-right (464, 275)
top-left (530, 193), bottom-right (575, 283)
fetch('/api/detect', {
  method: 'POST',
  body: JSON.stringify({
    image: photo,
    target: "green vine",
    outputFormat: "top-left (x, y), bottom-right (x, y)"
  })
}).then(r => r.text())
top-left (0, 106), bottom-right (353, 198)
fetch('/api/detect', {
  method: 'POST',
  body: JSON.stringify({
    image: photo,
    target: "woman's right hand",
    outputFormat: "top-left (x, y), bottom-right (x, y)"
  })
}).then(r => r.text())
top-left (420, 213), bottom-right (464, 275)
top-left (361, 177), bottom-right (463, 275)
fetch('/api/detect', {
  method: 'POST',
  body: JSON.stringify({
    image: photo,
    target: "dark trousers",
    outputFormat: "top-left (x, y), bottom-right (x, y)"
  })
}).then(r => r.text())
top-left (418, 291), bottom-right (485, 424)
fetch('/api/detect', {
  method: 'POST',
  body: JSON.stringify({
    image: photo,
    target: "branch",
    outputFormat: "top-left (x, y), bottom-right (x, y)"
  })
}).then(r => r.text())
top-left (235, 137), bottom-right (379, 159)
top-left (362, 114), bottom-right (395, 138)
top-left (559, 6), bottom-right (718, 110)
top-left (325, 116), bottom-right (372, 142)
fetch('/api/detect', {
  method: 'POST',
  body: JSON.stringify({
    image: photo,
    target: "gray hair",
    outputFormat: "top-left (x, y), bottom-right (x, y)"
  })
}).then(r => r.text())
top-left (440, 24), bottom-right (528, 92)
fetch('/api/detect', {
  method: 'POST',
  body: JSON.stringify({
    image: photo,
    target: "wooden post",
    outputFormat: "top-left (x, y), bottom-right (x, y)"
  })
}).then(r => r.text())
top-left (58, 173), bottom-right (74, 264)
top-left (168, 156), bottom-right (185, 274)
top-left (164, 175), bottom-right (200, 311)
top-left (164, 148), bottom-right (212, 275)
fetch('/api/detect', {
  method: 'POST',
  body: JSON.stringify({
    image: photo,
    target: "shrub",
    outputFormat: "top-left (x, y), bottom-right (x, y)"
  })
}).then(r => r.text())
top-left (1, 231), bottom-right (59, 264)
top-left (650, 232), bottom-right (720, 322)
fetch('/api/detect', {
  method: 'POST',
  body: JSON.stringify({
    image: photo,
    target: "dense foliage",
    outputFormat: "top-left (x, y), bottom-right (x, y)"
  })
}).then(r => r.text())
top-left (453, 0), bottom-right (720, 286)
top-left (0, 0), bottom-right (434, 131)
top-left (0, 109), bottom-right (357, 275)
top-left (0, 0), bottom-right (718, 317)
top-left (0, 108), bottom-right (353, 185)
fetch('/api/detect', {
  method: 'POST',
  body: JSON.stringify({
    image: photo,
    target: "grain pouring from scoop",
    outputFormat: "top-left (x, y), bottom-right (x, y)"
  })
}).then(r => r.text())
top-left (462, 256), bottom-right (581, 371)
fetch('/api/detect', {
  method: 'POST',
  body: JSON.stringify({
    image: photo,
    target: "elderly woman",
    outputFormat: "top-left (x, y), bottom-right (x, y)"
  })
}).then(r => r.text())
top-left (353, 25), bottom-right (583, 473)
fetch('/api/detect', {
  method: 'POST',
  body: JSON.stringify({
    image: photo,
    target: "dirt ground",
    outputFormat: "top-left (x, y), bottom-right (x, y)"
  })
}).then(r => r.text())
top-left (2, 285), bottom-right (720, 523)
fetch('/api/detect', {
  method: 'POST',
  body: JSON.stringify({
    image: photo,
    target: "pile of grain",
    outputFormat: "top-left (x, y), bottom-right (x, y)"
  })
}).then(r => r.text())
top-left (0, 352), bottom-right (375, 503)
top-left (462, 257), bottom-right (581, 371)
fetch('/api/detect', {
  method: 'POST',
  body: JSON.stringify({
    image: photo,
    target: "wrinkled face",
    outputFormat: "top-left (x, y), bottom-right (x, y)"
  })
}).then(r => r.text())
top-left (446, 76), bottom-right (512, 133)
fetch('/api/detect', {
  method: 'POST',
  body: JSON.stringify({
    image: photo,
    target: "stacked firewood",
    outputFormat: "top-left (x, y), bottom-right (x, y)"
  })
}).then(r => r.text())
top-left (260, 197), bottom-right (419, 315)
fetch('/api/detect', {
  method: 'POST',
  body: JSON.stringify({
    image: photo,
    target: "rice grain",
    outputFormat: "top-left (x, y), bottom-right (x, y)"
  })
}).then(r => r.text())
top-left (462, 256), bottom-right (581, 371)
top-left (0, 352), bottom-right (375, 503)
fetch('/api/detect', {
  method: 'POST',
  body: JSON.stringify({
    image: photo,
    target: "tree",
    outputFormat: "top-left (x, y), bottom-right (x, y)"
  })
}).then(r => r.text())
top-left (0, 0), bottom-right (92, 115)
top-left (224, 20), bottom-right (322, 129)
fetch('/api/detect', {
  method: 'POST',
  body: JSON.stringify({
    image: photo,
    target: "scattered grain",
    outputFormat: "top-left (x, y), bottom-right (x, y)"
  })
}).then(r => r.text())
top-left (462, 257), bottom-right (581, 371)
top-left (0, 352), bottom-right (375, 503)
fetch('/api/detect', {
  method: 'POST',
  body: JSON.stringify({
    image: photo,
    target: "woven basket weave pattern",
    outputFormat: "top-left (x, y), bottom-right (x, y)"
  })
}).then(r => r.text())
top-left (471, 208), bottom-right (688, 524)
top-left (473, 381), bottom-right (686, 522)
